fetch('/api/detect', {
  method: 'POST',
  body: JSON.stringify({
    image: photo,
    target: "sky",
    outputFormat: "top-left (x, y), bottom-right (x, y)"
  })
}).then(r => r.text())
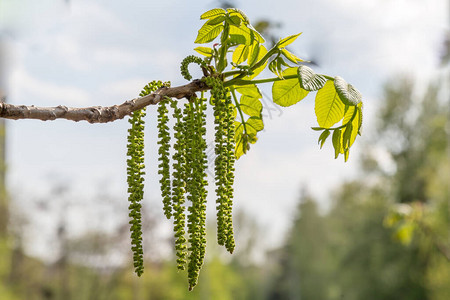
top-left (0, 0), bottom-right (448, 260)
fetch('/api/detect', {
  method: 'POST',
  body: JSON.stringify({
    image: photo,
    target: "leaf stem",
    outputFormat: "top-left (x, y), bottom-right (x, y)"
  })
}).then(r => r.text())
top-left (225, 73), bottom-right (335, 88)
top-left (222, 70), bottom-right (246, 78)
top-left (230, 88), bottom-right (248, 134)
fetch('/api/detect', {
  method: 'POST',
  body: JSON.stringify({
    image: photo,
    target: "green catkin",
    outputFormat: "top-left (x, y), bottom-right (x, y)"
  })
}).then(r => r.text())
top-left (224, 97), bottom-right (236, 252)
top-left (157, 97), bottom-right (172, 219)
top-left (205, 77), bottom-right (236, 253)
top-left (185, 98), bottom-right (208, 290)
top-left (127, 80), bottom-right (168, 276)
top-left (180, 55), bottom-right (207, 81)
top-left (170, 100), bottom-right (188, 270)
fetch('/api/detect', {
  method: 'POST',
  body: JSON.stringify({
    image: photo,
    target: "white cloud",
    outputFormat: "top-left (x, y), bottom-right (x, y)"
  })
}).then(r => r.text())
top-left (9, 67), bottom-right (91, 105)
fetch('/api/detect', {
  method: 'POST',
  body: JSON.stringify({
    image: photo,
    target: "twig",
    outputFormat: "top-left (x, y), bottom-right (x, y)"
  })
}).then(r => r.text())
top-left (0, 79), bottom-right (208, 124)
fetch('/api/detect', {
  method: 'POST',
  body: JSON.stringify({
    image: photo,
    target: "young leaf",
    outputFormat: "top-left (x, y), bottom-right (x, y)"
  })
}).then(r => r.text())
top-left (340, 102), bottom-right (362, 149)
top-left (207, 15), bottom-right (226, 25)
top-left (194, 47), bottom-right (214, 57)
top-left (200, 8), bottom-right (226, 20)
top-left (298, 65), bottom-right (327, 91)
top-left (277, 33), bottom-right (302, 49)
top-left (269, 59), bottom-right (281, 78)
top-left (318, 129), bottom-right (331, 149)
top-left (195, 23), bottom-right (224, 44)
top-left (334, 76), bottom-right (362, 106)
top-left (236, 84), bottom-right (262, 98)
top-left (315, 80), bottom-right (345, 128)
top-left (246, 116), bottom-right (264, 132)
top-left (272, 67), bottom-right (309, 107)
top-left (226, 15), bottom-right (241, 26)
top-left (232, 45), bottom-right (249, 66)
top-left (342, 122), bottom-right (353, 150)
top-left (246, 45), bottom-right (267, 79)
top-left (229, 24), bottom-right (253, 45)
top-left (240, 96), bottom-right (263, 117)
top-left (248, 24), bottom-right (265, 43)
top-left (227, 8), bottom-right (250, 25)
top-left (332, 129), bottom-right (342, 159)
top-left (248, 42), bottom-right (260, 67)
top-left (281, 49), bottom-right (304, 64)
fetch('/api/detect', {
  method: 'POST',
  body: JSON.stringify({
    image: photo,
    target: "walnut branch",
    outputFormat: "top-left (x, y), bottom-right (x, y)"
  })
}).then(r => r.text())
top-left (0, 79), bottom-right (209, 123)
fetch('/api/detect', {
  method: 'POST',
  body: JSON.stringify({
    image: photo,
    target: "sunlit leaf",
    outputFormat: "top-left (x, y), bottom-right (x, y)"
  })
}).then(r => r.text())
top-left (246, 116), bottom-right (264, 132)
top-left (318, 129), bottom-right (331, 149)
top-left (195, 23), bottom-right (224, 44)
top-left (232, 45), bottom-right (249, 66)
top-left (247, 45), bottom-right (268, 79)
top-left (281, 49), bottom-right (304, 64)
top-left (229, 24), bottom-right (253, 45)
top-left (227, 15), bottom-right (241, 26)
top-left (277, 33), bottom-right (302, 49)
top-left (315, 80), bottom-right (345, 128)
top-left (200, 8), bottom-right (226, 20)
top-left (298, 65), bottom-right (327, 91)
top-left (340, 102), bottom-right (362, 151)
top-left (228, 8), bottom-right (250, 24)
top-left (334, 76), bottom-right (362, 106)
top-left (248, 24), bottom-right (265, 43)
top-left (332, 129), bottom-right (342, 159)
top-left (272, 67), bottom-right (309, 107)
top-left (207, 15), bottom-right (225, 25)
top-left (236, 84), bottom-right (262, 98)
top-left (248, 42), bottom-right (260, 67)
top-left (194, 47), bottom-right (213, 57)
top-left (240, 96), bottom-right (263, 117)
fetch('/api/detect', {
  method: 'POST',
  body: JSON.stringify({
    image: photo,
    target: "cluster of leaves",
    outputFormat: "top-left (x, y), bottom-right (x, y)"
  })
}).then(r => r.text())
top-left (126, 7), bottom-right (365, 290)
top-left (193, 8), bottom-right (364, 161)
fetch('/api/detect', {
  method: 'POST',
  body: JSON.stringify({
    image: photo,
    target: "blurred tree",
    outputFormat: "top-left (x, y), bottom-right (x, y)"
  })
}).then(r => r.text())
top-left (267, 74), bottom-right (450, 299)
top-left (267, 191), bottom-right (331, 300)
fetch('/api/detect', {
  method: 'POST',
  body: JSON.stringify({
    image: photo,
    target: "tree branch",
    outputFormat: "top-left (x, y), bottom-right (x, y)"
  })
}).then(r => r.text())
top-left (0, 79), bottom-right (209, 123)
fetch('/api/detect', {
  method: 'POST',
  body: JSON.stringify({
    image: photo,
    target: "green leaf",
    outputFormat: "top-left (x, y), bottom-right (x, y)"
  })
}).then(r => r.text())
top-left (200, 8), bottom-right (226, 20)
top-left (298, 65), bottom-right (327, 91)
top-left (315, 80), bottom-right (345, 128)
top-left (332, 129), bottom-right (342, 159)
top-left (227, 8), bottom-right (250, 24)
top-left (246, 116), bottom-right (264, 132)
top-left (240, 96), bottom-right (263, 117)
top-left (229, 24), bottom-right (253, 45)
top-left (194, 47), bottom-right (213, 57)
top-left (226, 15), bottom-right (241, 26)
top-left (341, 102), bottom-right (362, 149)
top-left (232, 45), bottom-right (249, 66)
top-left (272, 67), bottom-right (309, 107)
top-left (248, 42), bottom-right (260, 67)
top-left (236, 84), bottom-right (262, 98)
top-left (277, 33), bottom-right (302, 49)
top-left (206, 15), bottom-right (225, 25)
top-left (281, 49), bottom-right (304, 64)
top-left (334, 76), bottom-right (362, 106)
top-left (341, 123), bottom-right (353, 161)
top-left (246, 45), bottom-right (268, 79)
top-left (195, 23), bottom-right (224, 44)
top-left (248, 24), bottom-right (265, 43)
top-left (318, 129), bottom-right (331, 149)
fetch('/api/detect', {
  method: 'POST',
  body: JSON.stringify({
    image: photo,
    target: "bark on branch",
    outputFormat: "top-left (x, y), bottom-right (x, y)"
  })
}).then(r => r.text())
top-left (0, 79), bottom-right (208, 123)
